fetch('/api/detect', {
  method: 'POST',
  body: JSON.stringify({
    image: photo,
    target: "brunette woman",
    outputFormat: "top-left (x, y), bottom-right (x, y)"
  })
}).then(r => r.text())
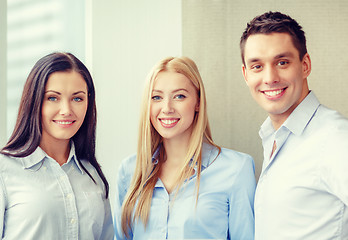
top-left (0, 52), bottom-right (114, 239)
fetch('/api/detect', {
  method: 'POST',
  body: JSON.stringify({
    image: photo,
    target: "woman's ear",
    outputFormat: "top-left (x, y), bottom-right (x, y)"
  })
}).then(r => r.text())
top-left (195, 103), bottom-right (200, 112)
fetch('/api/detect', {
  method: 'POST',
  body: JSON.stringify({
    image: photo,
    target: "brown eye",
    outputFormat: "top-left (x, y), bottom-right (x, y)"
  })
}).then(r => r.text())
top-left (278, 60), bottom-right (289, 66)
top-left (252, 65), bottom-right (262, 70)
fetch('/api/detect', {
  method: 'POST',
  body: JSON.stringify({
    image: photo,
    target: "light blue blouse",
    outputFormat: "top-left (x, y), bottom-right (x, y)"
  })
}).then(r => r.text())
top-left (0, 143), bottom-right (114, 240)
top-left (114, 143), bottom-right (256, 239)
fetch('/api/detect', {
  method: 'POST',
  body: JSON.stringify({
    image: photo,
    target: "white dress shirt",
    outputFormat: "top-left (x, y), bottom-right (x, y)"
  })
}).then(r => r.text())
top-left (255, 91), bottom-right (348, 240)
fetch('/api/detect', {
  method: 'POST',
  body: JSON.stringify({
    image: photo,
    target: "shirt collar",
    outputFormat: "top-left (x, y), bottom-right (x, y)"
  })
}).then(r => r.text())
top-left (259, 91), bottom-right (320, 138)
top-left (66, 142), bottom-right (85, 174)
top-left (152, 145), bottom-right (161, 165)
top-left (152, 142), bottom-right (216, 189)
top-left (200, 142), bottom-right (218, 168)
top-left (151, 141), bottom-right (214, 169)
top-left (284, 91), bottom-right (320, 136)
top-left (20, 142), bottom-right (84, 174)
top-left (20, 147), bottom-right (46, 170)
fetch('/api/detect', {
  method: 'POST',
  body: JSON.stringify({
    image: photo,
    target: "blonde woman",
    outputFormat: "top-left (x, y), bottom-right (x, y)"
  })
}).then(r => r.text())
top-left (114, 56), bottom-right (256, 239)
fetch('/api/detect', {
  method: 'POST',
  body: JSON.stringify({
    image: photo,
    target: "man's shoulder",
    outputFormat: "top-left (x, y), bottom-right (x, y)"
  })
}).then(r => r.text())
top-left (303, 105), bottom-right (348, 145)
top-left (314, 105), bottom-right (348, 131)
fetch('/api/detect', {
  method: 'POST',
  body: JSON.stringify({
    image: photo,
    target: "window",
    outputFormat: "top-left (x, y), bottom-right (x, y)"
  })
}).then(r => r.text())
top-left (5, 0), bottom-right (86, 139)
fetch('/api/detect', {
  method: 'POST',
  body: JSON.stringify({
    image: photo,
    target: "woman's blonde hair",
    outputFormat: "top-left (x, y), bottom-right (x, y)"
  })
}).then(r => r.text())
top-left (121, 56), bottom-right (220, 237)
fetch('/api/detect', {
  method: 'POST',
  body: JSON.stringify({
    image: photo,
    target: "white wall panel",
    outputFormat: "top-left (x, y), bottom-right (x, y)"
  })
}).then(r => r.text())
top-left (91, 0), bottom-right (182, 208)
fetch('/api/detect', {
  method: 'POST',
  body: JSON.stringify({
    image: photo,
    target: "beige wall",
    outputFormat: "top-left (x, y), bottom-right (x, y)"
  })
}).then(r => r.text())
top-left (182, 0), bottom-right (348, 179)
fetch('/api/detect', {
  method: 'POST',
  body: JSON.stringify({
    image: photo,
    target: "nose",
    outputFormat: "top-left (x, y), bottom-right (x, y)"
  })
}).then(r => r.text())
top-left (59, 100), bottom-right (72, 116)
top-left (263, 66), bottom-right (280, 85)
top-left (162, 99), bottom-right (174, 114)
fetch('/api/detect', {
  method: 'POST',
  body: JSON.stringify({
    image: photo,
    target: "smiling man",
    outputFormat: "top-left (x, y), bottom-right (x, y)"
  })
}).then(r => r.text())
top-left (240, 11), bottom-right (348, 239)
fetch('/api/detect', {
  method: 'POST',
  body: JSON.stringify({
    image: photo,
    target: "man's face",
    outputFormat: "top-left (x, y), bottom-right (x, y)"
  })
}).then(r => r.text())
top-left (242, 33), bottom-right (311, 128)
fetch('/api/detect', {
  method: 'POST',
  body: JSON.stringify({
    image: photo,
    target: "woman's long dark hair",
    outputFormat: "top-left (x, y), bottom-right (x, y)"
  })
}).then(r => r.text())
top-left (1, 52), bottom-right (109, 198)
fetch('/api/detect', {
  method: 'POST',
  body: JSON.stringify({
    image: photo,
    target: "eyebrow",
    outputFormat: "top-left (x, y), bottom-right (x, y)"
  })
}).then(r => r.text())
top-left (44, 90), bottom-right (87, 95)
top-left (246, 58), bottom-right (261, 65)
top-left (152, 88), bottom-right (189, 94)
top-left (274, 52), bottom-right (295, 59)
top-left (246, 52), bottom-right (295, 65)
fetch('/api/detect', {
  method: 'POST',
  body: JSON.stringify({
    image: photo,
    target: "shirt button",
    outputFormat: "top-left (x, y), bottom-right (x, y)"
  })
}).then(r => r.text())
top-left (70, 218), bottom-right (76, 224)
top-left (66, 194), bottom-right (72, 199)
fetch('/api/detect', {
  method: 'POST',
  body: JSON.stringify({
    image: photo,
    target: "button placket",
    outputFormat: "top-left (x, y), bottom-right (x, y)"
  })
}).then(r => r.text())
top-left (50, 160), bottom-right (79, 239)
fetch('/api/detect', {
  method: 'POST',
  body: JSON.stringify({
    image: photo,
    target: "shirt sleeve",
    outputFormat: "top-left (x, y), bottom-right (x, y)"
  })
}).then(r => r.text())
top-left (228, 155), bottom-right (256, 240)
top-left (99, 195), bottom-right (115, 240)
top-left (321, 130), bottom-right (348, 206)
top-left (114, 157), bottom-right (134, 240)
top-left (0, 174), bottom-right (6, 237)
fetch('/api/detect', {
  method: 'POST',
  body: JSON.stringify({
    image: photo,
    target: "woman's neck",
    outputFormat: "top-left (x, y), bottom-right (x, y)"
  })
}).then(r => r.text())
top-left (159, 137), bottom-right (192, 193)
top-left (39, 138), bottom-right (70, 166)
top-left (162, 137), bottom-right (189, 166)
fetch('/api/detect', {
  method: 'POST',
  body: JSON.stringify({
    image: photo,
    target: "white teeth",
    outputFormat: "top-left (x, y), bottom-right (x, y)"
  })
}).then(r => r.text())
top-left (56, 121), bottom-right (73, 125)
top-left (160, 119), bottom-right (178, 125)
top-left (264, 89), bottom-right (283, 96)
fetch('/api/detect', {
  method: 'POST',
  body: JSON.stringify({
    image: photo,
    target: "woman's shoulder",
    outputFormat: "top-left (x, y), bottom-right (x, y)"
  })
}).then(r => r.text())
top-left (202, 145), bottom-right (256, 192)
top-left (0, 152), bottom-right (18, 161)
top-left (203, 143), bottom-right (254, 166)
top-left (117, 153), bottom-right (137, 180)
top-left (0, 152), bottom-right (22, 172)
top-left (119, 153), bottom-right (137, 171)
top-left (0, 152), bottom-right (9, 160)
top-left (219, 147), bottom-right (254, 163)
top-left (0, 153), bottom-right (8, 171)
top-left (204, 144), bottom-right (255, 174)
top-left (220, 147), bottom-right (254, 171)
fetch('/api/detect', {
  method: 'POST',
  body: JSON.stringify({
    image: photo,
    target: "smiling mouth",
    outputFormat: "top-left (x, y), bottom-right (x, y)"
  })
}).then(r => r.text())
top-left (54, 120), bottom-right (75, 125)
top-left (160, 119), bottom-right (179, 125)
top-left (159, 118), bottom-right (179, 128)
top-left (262, 88), bottom-right (287, 97)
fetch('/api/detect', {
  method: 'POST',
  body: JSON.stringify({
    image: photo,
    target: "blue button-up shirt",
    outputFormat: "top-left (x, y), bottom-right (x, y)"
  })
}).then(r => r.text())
top-left (114, 143), bottom-right (256, 239)
top-left (255, 91), bottom-right (348, 239)
top-left (0, 143), bottom-right (114, 239)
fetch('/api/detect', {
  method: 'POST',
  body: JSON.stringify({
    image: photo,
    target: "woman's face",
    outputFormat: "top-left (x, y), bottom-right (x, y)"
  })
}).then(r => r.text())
top-left (41, 71), bottom-right (88, 146)
top-left (150, 71), bottom-right (199, 143)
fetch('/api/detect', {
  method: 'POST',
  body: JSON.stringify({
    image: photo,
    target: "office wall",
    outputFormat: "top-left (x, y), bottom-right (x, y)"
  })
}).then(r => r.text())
top-left (91, 0), bottom-right (182, 207)
top-left (0, 0), bottom-right (7, 147)
top-left (4, 0), bottom-right (343, 197)
top-left (2, 0), bottom-right (346, 216)
top-left (182, 0), bottom-right (348, 179)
